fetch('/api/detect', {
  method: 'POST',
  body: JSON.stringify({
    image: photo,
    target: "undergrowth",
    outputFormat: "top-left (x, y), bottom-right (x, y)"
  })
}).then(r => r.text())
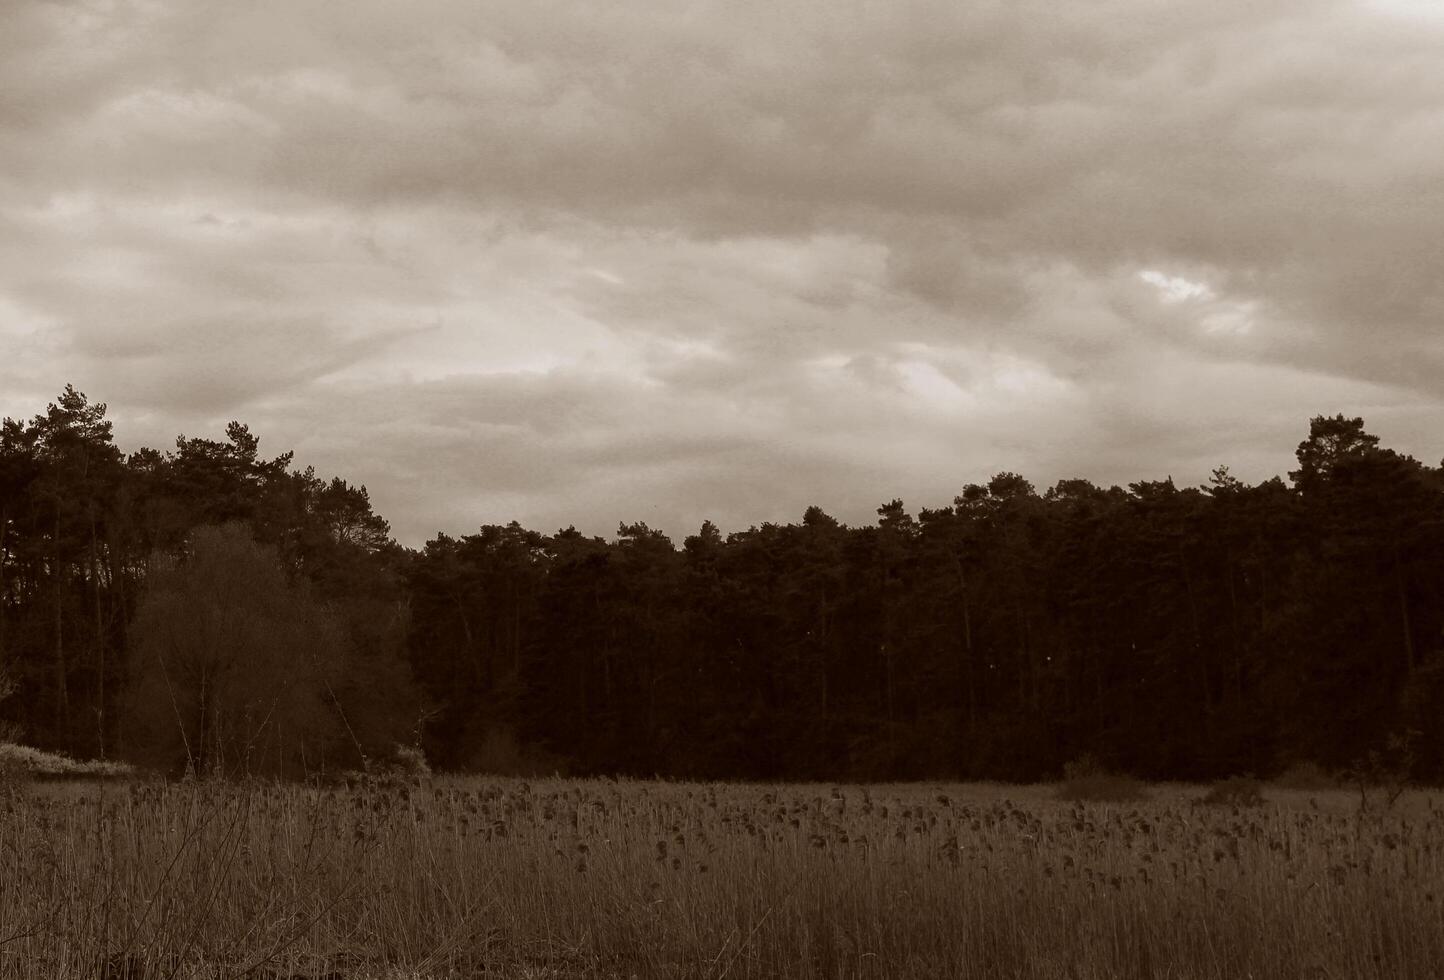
top-left (0, 777), bottom-right (1439, 979)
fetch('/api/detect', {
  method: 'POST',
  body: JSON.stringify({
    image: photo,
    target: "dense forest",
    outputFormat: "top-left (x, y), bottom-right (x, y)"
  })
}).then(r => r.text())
top-left (1, 385), bottom-right (1442, 782)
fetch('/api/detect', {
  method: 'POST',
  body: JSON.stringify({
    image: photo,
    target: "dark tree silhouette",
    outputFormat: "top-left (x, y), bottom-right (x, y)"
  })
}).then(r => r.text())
top-left (2, 389), bottom-right (1442, 782)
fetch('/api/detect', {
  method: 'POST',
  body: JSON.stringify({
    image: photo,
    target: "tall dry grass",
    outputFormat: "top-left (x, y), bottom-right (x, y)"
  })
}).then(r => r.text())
top-left (0, 776), bottom-right (1440, 978)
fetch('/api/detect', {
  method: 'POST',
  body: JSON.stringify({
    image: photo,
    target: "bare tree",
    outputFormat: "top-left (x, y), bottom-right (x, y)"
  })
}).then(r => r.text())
top-left (122, 524), bottom-right (347, 778)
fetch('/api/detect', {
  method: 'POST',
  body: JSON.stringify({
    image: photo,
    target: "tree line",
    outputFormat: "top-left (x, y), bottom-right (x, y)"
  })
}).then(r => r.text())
top-left (2, 385), bottom-right (1442, 781)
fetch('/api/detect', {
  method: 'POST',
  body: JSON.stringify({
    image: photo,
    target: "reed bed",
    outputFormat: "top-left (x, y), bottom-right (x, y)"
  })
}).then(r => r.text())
top-left (0, 776), bottom-right (1440, 979)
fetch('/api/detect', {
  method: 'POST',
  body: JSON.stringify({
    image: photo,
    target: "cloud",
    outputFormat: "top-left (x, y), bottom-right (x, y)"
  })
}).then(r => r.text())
top-left (4, 0), bottom-right (1444, 543)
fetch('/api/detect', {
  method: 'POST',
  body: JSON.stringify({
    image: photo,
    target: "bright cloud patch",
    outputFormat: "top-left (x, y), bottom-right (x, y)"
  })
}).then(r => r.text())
top-left (1139, 271), bottom-right (1213, 304)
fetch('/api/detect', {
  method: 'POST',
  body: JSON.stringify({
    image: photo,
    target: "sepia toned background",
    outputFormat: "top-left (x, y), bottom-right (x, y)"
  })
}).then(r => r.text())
top-left (3, 0), bottom-right (1443, 544)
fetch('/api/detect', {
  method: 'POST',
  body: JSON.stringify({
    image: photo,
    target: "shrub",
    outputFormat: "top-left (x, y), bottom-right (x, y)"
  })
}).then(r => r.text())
top-left (1200, 776), bottom-right (1266, 808)
top-left (1346, 730), bottom-right (1419, 812)
top-left (1272, 762), bottom-right (1337, 791)
top-left (391, 743), bottom-right (431, 777)
top-left (468, 727), bottom-right (568, 777)
top-left (0, 742), bottom-right (133, 780)
top-left (334, 743), bottom-right (433, 788)
top-left (1056, 755), bottom-right (1148, 803)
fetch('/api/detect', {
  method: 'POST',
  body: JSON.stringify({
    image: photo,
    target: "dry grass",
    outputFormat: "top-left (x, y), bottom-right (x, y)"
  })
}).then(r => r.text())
top-left (0, 776), bottom-right (1440, 979)
top-left (0, 742), bottom-right (134, 780)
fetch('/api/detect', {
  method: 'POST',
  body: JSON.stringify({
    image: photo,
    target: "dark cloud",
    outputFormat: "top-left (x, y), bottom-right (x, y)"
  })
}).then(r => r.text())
top-left (4, 0), bottom-right (1444, 543)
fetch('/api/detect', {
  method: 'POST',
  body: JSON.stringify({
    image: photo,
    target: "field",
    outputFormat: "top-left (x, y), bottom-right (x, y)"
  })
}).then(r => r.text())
top-left (0, 776), bottom-right (1441, 979)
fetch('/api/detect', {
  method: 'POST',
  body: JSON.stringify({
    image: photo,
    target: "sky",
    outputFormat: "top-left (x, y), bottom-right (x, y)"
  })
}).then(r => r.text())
top-left (3, 0), bottom-right (1444, 546)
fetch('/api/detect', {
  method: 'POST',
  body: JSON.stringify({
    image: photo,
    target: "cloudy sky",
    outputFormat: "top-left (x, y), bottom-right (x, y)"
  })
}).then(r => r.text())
top-left (4, 0), bottom-right (1444, 545)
